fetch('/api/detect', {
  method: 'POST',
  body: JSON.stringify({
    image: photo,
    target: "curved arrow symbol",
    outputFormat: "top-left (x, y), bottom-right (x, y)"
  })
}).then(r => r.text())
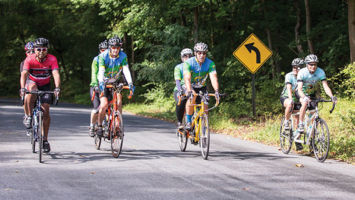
top-left (245, 43), bottom-right (261, 63)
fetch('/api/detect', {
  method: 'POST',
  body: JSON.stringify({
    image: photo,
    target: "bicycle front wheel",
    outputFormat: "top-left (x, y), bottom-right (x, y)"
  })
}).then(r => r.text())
top-left (31, 118), bottom-right (36, 153)
top-left (177, 114), bottom-right (188, 152)
top-left (111, 112), bottom-right (124, 158)
top-left (199, 114), bottom-right (210, 160)
top-left (279, 117), bottom-right (292, 154)
top-left (38, 112), bottom-right (43, 163)
top-left (312, 118), bottom-right (330, 162)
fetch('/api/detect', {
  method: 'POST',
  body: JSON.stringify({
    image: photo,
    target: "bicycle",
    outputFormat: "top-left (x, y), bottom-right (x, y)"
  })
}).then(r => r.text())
top-left (22, 90), bottom-right (58, 163)
top-left (176, 91), bottom-right (222, 160)
top-left (94, 78), bottom-right (132, 158)
top-left (280, 98), bottom-right (336, 162)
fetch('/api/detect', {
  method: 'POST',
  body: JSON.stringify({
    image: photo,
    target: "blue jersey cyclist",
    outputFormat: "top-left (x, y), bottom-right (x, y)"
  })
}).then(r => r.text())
top-left (296, 54), bottom-right (337, 134)
top-left (96, 36), bottom-right (134, 137)
top-left (89, 40), bottom-right (108, 137)
top-left (174, 48), bottom-right (193, 130)
top-left (183, 42), bottom-right (220, 131)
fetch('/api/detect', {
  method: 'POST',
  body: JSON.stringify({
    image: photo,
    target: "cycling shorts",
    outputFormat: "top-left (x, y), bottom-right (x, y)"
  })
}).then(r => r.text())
top-left (25, 80), bottom-right (53, 104)
top-left (90, 87), bottom-right (100, 110)
top-left (280, 97), bottom-right (302, 111)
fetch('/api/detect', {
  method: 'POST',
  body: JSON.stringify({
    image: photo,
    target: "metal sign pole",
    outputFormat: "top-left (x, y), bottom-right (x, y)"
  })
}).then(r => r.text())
top-left (252, 73), bottom-right (256, 117)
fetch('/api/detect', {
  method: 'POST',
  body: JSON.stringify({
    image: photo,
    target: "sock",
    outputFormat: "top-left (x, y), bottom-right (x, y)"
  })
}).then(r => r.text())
top-left (186, 114), bottom-right (192, 123)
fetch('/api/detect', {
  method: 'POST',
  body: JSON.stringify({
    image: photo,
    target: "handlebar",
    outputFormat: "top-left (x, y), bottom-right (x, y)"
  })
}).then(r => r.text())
top-left (105, 82), bottom-right (133, 99)
top-left (21, 90), bottom-right (59, 105)
top-left (313, 99), bottom-right (336, 113)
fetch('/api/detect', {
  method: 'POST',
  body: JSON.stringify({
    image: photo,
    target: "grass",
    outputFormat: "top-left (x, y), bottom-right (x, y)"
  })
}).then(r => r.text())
top-left (124, 98), bottom-right (355, 164)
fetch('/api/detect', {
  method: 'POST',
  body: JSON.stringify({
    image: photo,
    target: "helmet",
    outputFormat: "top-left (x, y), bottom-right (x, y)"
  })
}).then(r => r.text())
top-left (98, 40), bottom-right (108, 50)
top-left (194, 42), bottom-right (208, 52)
top-left (24, 42), bottom-right (34, 51)
top-left (33, 37), bottom-right (49, 48)
top-left (304, 54), bottom-right (319, 64)
top-left (180, 48), bottom-right (193, 57)
top-left (291, 58), bottom-right (304, 66)
top-left (108, 36), bottom-right (122, 47)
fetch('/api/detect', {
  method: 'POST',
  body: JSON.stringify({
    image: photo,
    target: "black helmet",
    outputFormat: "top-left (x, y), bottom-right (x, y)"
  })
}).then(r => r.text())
top-left (291, 58), bottom-right (304, 67)
top-left (194, 42), bottom-right (208, 52)
top-left (33, 37), bottom-right (49, 48)
top-left (98, 40), bottom-right (108, 50)
top-left (108, 36), bottom-right (122, 47)
top-left (304, 54), bottom-right (319, 64)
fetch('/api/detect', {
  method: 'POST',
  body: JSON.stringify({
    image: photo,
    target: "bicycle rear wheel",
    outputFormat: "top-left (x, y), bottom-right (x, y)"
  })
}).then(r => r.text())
top-left (199, 114), bottom-right (210, 160)
top-left (111, 112), bottom-right (124, 158)
top-left (177, 114), bottom-right (188, 152)
top-left (38, 112), bottom-right (43, 163)
top-left (94, 134), bottom-right (102, 150)
top-left (312, 118), bottom-right (330, 162)
top-left (279, 117), bottom-right (292, 154)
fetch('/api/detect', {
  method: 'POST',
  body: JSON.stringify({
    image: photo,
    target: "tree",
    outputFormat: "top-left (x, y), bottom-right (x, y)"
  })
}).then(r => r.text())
top-left (349, 0), bottom-right (355, 62)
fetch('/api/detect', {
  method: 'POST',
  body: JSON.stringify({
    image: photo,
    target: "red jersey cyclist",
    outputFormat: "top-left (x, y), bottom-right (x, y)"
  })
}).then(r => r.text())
top-left (20, 38), bottom-right (61, 153)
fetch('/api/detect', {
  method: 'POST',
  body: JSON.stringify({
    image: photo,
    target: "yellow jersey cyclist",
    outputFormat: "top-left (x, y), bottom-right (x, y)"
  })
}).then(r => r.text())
top-left (174, 48), bottom-right (193, 130)
top-left (89, 40), bottom-right (108, 137)
top-left (183, 42), bottom-right (220, 131)
top-left (96, 36), bottom-right (134, 137)
top-left (296, 54), bottom-right (337, 134)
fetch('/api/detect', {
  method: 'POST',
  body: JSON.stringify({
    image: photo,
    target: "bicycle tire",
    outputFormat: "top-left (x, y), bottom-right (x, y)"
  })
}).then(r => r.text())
top-left (111, 111), bottom-right (124, 158)
top-left (31, 118), bottom-right (36, 153)
top-left (178, 114), bottom-right (188, 152)
top-left (199, 114), bottom-right (210, 160)
top-left (38, 112), bottom-right (43, 163)
top-left (94, 134), bottom-right (102, 150)
top-left (312, 118), bottom-right (330, 162)
top-left (279, 117), bottom-right (292, 154)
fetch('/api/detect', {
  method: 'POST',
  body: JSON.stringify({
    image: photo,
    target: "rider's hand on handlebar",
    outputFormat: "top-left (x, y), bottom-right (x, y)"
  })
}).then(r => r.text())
top-left (54, 87), bottom-right (60, 97)
top-left (186, 90), bottom-right (193, 99)
top-left (302, 96), bottom-right (310, 103)
top-left (215, 90), bottom-right (220, 103)
top-left (99, 82), bottom-right (105, 93)
top-left (94, 86), bottom-right (100, 93)
top-left (331, 96), bottom-right (337, 104)
top-left (19, 88), bottom-right (26, 97)
top-left (129, 84), bottom-right (135, 95)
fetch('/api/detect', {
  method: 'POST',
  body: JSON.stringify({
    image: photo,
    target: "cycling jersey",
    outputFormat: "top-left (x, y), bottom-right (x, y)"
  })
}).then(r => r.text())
top-left (23, 54), bottom-right (59, 86)
top-left (280, 71), bottom-right (298, 101)
top-left (90, 56), bottom-right (99, 87)
top-left (297, 67), bottom-right (326, 96)
top-left (183, 57), bottom-right (216, 87)
top-left (174, 63), bottom-right (184, 91)
top-left (97, 50), bottom-right (131, 83)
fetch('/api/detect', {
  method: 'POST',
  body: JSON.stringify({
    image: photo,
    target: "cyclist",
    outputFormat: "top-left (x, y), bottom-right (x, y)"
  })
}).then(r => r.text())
top-left (20, 37), bottom-right (61, 153)
top-left (89, 40), bottom-right (108, 137)
top-left (183, 42), bottom-right (220, 131)
top-left (174, 48), bottom-right (193, 130)
top-left (296, 54), bottom-right (337, 134)
top-left (96, 36), bottom-right (134, 137)
top-left (20, 41), bottom-right (34, 72)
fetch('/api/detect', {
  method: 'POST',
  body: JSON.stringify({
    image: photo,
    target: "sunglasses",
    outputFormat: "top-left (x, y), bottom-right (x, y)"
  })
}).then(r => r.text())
top-left (308, 63), bottom-right (317, 66)
top-left (111, 46), bottom-right (120, 50)
top-left (196, 51), bottom-right (207, 55)
top-left (182, 54), bottom-right (192, 58)
top-left (26, 50), bottom-right (34, 54)
top-left (35, 48), bottom-right (47, 52)
top-left (293, 66), bottom-right (300, 70)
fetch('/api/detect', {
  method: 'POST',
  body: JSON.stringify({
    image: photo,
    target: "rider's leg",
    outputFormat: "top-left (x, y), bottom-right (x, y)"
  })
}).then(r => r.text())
top-left (41, 103), bottom-right (50, 141)
top-left (284, 99), bottom-right (293, 121)
top-left (298, 98), bottom-right (308, 132)
top-left (24, 82), bottom-right (37, 116)
top-left (98, 97), bottom-right (108, 126)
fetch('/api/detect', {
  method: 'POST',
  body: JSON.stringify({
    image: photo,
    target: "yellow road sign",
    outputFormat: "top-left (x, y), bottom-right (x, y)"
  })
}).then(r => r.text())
top-left (233, 33), bottom-right (272, 74)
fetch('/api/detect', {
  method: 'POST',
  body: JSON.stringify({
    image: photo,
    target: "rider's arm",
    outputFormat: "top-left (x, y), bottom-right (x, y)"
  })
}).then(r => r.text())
top-left (297, 81), bottom-right (306, 99)
top-left (209, 72), bottom-right (219, 92)
top-left (321, 80), bottom-right (334, 98)
top-left (52, 69), bottom-right (61, 88)
top-left (122, 65), bottom-right (133, 85)
top-left (286, 84), bottom-right (293, 99)
top-left (20, 70), bottom-right (29, 89)
top-left (90, 57), bottom-right (99, 87)
top-left (183, 62), bottom-right (192, 92)
top-left (174, 65), bottom-right (182, 91)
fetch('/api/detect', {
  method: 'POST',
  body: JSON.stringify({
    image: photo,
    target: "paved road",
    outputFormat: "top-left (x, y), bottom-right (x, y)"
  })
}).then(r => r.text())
top-left (0, 99), bottom-right (354, 200)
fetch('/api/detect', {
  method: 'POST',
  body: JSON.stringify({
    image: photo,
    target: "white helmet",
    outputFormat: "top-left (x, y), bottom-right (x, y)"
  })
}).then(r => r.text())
top-left (304, 54), bottom-right (319, 64)
top-left (180, 48), bottom-right (193, 57)
top-left (194, 42), bottom-right (208, 52)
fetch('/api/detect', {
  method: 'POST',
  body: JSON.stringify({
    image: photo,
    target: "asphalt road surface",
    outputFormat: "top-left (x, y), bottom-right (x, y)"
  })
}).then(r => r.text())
top-left (1, 98), bottom-right (354, 200)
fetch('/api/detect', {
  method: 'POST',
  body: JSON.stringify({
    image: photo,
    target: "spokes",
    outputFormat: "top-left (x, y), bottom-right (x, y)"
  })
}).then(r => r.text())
top-left (312, 119), bottom-right (330, 162)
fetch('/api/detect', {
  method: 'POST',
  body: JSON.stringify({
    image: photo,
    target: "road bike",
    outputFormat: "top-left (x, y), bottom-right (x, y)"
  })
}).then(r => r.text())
top-left (94, 78), bottom-right (132, 158)
top-left (22, 90), bottom-right (58, 163)
top-left (280, 98), bottom-right (336, 162)
top-left (176, 91), bottom-right (222, 160)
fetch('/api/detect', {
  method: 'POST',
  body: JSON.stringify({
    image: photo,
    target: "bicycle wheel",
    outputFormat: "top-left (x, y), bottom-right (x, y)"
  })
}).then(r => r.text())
top-left (177, 114), bottom-right (188, 152)
top-left (279, 117), bottom-right (292, 154)
top-left (199, 114), bottom-right (210, 160)
top-left (31, 117), bottom-right (36, 153)
top-left (312, 118), bottom-right (330, 162)
top-left (110, 111), bottom-right (124, 158)
top-left (38, 112), bottom-right (43, 163)
top-left (94, 134), bottom-right (102, 150)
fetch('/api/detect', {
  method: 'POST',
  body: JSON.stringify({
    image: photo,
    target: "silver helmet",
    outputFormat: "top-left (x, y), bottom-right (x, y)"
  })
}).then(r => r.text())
top-left (291, 58), bottom-right (304, 66)
top-left (194, 42), bottom-right (208, 52)
top-left (304, 54), bottom-right (319, 64)
top-left (180, 48), bottom-right (193, 57)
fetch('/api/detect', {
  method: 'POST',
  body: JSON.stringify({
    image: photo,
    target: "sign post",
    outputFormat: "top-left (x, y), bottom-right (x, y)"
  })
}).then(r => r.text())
top-left (233, 33), bottom-right (272, 117)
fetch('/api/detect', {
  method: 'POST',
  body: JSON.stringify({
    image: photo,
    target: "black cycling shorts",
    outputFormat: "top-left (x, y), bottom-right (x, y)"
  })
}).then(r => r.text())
top-left (280, 97), bottom-right (302, 111)
top-left (25, 80), bottom-right (53, 104)
top-left (90, 87), bottom-right (100, 110)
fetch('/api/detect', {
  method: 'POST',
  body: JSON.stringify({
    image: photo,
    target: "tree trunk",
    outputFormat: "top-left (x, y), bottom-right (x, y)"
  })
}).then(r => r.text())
top-left (130, 35), bottom-right (135, 82)
top-left (180, 10), bottom-right (186, 27)
top-left (194, 6), bottom-right (199, 43)
top-left (304, 0), bottom-right (314, 53)
top-left (209, 0), bottom-right (214, 47)
top-left (349, 0), bottom-right (355, 63)
top-left (294, 0), bottom-right (304, 55)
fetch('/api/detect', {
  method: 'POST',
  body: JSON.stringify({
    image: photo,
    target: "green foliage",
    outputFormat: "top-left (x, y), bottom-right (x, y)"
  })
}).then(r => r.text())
top-left (330, 62), bottom-right (355, 99)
